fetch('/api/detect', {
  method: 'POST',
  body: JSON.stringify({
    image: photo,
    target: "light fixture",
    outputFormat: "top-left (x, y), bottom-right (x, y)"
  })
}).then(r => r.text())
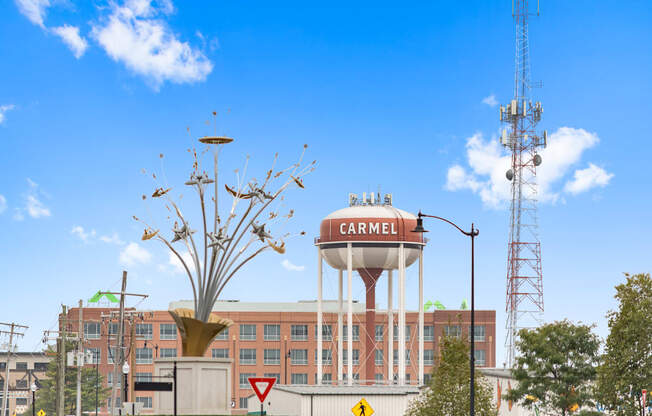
top-left (122, 362), bottom-right (130, 375)
top-left (30, 383), bottom-right (37, 392)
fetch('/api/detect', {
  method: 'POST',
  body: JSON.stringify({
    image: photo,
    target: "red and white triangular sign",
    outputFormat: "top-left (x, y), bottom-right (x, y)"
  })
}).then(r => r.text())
top-left (248, 377), bottom-right (276, 402)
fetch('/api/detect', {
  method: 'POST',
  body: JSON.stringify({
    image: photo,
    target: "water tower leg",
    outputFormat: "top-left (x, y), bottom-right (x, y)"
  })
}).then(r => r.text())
top-left (317, 248), bottom-right (323, 385)
top-left (347, 242), bottom-right (353, 386)
top-left (418, 247), bottom-right (424, 385)
top-left (399, 243), bottom-right (406, 386)
top-left (337, 269), bottom-right (343, 384)
top-left (387, 270), bottom-right (393, 384)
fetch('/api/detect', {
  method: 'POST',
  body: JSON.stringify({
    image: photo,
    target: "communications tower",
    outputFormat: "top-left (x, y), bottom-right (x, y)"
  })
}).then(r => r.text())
top-left (499, 0), bottom-right (546, 368)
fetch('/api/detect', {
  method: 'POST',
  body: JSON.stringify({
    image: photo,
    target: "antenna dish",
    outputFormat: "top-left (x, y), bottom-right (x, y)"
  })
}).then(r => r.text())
top-left (506, 169), bottom-right (514, 181)
top-left (199, 136), bottom-right (234, 144)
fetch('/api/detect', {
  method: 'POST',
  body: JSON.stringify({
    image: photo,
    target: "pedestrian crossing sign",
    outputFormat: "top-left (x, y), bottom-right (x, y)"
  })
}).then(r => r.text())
top-left (351, 398), bottom-right (374, 416)
top-left (37, 410), bottom-right (46, 416)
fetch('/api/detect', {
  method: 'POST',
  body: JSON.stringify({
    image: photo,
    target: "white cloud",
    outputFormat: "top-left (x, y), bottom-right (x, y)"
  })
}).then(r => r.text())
top-left (0, 195), bottom-right (6, 214)
top-left (119, 242), bottom-right (152, 266)
top-left (281, 259), bottom-right (305, 272)
top-left (91, 0), bottom-right (213, 89)
top-left (52, 25), bottom-right (88, 58)
top-left (564, 163), bottom-right (614, 195)
top-left (482, 94), bottom-right (498, 107)
top-left (14, 0), bottom-right (50, 28)
top-left (164, 251), bottom-right (195, 275)
top-left (445, 127), bottom-right (611, 208)
top-left (0, 104), bottom-right (16, 125)
top-left (100, 232), bottom-right (125, 245)
top-left (71, 225), bottom-right (96, 242)
top-left (14, 178), bottom-right (52, 219)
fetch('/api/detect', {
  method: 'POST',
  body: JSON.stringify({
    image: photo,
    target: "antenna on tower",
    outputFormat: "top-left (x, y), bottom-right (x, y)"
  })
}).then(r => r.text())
top-left (500, 0), bottom-right (545, 369)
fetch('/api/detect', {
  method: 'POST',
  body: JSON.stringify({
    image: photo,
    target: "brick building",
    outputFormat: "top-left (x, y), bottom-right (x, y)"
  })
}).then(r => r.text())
top-left (63, 300), bottom-right (495, 413)
top-left (0, 352), bottom-right (51, 416)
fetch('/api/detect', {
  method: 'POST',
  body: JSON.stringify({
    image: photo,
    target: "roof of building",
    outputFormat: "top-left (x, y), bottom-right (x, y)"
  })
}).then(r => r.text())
top-left (479, 368), bottom-right (513, 379)
top-left (256, 384), bottom-right (421, 397)
top-left (170, 299), bottom-right (489, 314)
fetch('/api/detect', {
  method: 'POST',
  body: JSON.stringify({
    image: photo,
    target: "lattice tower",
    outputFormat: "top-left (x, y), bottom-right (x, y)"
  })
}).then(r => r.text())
top-left (499, 0), bottom-right (546, 368)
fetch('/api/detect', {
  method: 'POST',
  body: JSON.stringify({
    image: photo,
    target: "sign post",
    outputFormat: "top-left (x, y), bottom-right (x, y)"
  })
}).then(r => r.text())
top-left (643, 389), bottom-right (647, 416)
top-left (248, 377), bottom-right (276, 415)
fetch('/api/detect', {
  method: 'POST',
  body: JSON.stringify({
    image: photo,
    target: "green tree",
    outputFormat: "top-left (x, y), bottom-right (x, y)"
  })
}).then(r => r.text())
top-left (406, 335), bottom-right (497, 416)
top-left (29, 344), bottom-right (110, 416)
top-left (596, 273), bottom-right (652, 416)
top-left (506, 320), bottom-right (601, 416)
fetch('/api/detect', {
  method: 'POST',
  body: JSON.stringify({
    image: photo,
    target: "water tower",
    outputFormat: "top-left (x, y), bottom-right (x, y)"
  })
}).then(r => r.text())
top-left (315, 192), bottom-right (426, 386)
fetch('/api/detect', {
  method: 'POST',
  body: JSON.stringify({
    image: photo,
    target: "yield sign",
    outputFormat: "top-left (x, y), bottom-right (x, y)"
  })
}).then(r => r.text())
top-left (248, 377), bottom-right (276, 402)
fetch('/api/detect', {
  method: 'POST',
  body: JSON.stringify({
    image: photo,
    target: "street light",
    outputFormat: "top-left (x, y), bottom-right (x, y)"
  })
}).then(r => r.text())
top-left (411, 211), bottom-right (479, 416)
top-left (122, 362), bottom-right (130, 413)
top-left (30, 383), bottom-right (37, 416)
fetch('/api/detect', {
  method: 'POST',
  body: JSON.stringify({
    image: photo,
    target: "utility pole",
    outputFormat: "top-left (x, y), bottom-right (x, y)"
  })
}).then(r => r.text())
top-left (103, 271), bottom-right (148, 416)
top-left (57, 306), bottom-right (68, 416)
top-left (76, 300), bottom-right (83, 416)
top-left (1, 322), bottom-right (28, 416)
top-left (110, 272), bottom-right (127, 416)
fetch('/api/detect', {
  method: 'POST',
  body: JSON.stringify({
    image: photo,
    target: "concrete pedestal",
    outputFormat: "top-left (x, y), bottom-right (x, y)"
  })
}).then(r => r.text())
top-left (154, 357), bottom-right (233, 415)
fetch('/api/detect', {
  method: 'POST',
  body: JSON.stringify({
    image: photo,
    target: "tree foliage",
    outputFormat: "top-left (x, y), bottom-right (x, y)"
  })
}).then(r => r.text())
top-left (29, 345), bottom-right (110, 416)
top-left (506, 320), bottom-right (601, 416)
top-left (595, 273), bottom-right (652, 416)
top-left (406, 335), bottom-right (497, 416)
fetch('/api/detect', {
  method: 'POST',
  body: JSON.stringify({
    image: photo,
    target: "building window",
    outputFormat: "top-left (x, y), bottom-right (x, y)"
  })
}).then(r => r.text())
top-left (393, 350), bottom-right (410, 365)
top-left (474, 349), bottom-right (486, 367)
top-left (107, 372), bottom-right (121, 387)
top-left (291, 325), bottom-right (308, 341)
top-left (375, 325), bottom-right (384, 341)
top-left (424, 325), bottom-right (434, 341)
top-left (108, 397), bottom-right (122, 410)
top-left (238, 397), bottom-right (248, 409)
top-left (240, 324), bottom-right (256, 341)
top-left (314, 324), bottom-right (333, 341)
top-left (16, 398), bottom-right (28, 406)
top-left (159, 324), bottom-right (177, 340)
top-left (107, 347), bottom-right (118, 364)
top-left (160, 348), bottom-right (177, 358)
top-left (0, 362), bottom-right (5, 371)
top-left (135, 373), bottom-right (152, 382)
top-left (108, 323), bottom-right (118, 338)
top-left (393, 325), bottom-right (411, 341)
top-left (424, 350), bottom-right (434, 366)
top-left (34, 362), bottom-right (48, 372)
top-left (343, 325), bottom-right (359, 341)
top-left (136, 323), bottom-right (153, 340)
top-left (374, 374), bottom-right (383, 384)
top-left (290, 349), bottom-right (308, 365)
top-left (424, 374), bottom-right (432, 385)
top-left (84, 322), bottom-right (101, 340)
top-left (136, 348), bottom-right (152, 364)
top-left (239, 373), bottom-right (255, 388)
top-left (214, 327), bottom-right (229, 340)
top-left (375, 349), bottom-right (384, 366)
top-left (314, 349), bottom-right (332, 365)
top-left (16, 379), bottom-right (28, 388)
top-left (240, 348), bottom-right (256, 365)
top-left (291, 373), bottom-right (307, 384)
top-left (343, 349), bottom-right (359, 366)
top-left (15, 362), bottom-right (28, 371)
top-left (444, 325), bottom-right (461, 339)
top-left (135, 397), bottom-right (152, 409)
top-left (343, 373), bottom-right (360, 384)
top-left (474, 325), bottom-right (486, 342)
top-left (264, 324), bottom-right (280, 341)
top-left (264, 373), bottom-right (280, 383)
top-left (313, 373), bottom-right (332, 384)
top-left (85, 348), bottom-right (100, 364)
top-left (264, 349), bottom-right (280, 365)
top-left (212, 348), bottom-right (228, 359)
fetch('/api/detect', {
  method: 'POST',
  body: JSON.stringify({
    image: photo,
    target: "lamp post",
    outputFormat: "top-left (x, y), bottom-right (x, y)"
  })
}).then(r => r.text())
top-left (122, 362), bottom-right (129, 414)
top-left (411, 212), bottom-right (479, 416)
top-left (30, 383), bottom-right (37, 416)
top-left (94, 351), bottom-right (99, 416)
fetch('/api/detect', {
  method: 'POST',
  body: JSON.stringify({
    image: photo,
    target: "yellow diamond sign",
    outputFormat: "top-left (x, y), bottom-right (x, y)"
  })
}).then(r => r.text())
top-left (37, 410), bottom-right (46, 416)
top-left (351, 398), bottom-right (374, 416)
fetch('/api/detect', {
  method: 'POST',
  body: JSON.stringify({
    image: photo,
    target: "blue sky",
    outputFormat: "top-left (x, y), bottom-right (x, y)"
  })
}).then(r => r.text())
top-left (1, 0), bottom-right (650, 364)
